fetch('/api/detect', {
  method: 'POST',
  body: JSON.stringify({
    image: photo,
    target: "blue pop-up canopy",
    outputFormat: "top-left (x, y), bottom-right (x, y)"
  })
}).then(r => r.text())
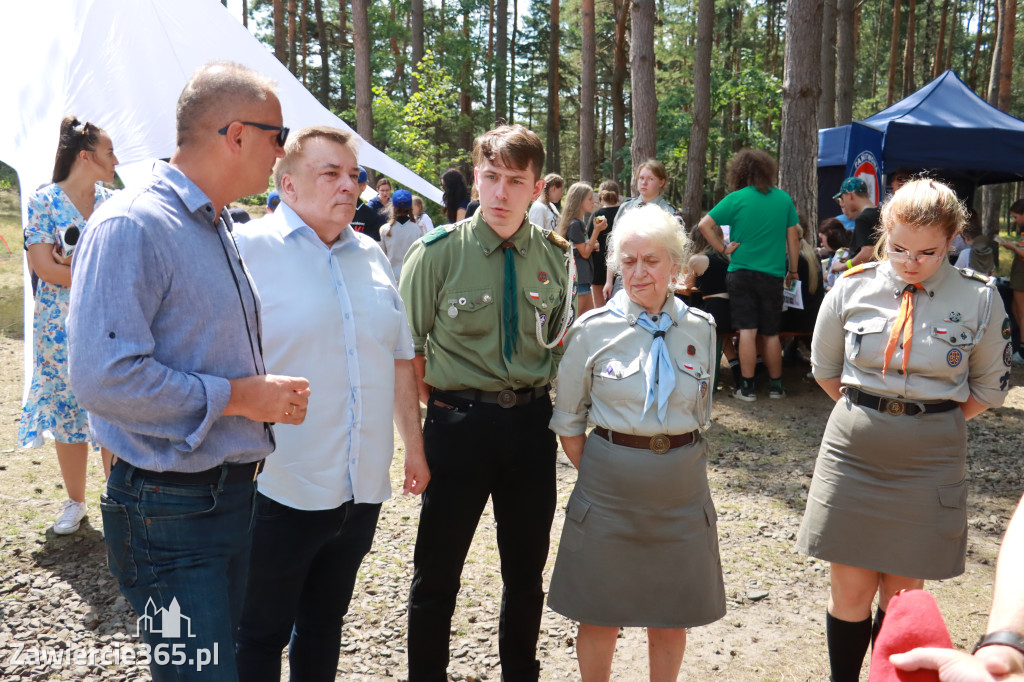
top-left (819, 70), bottom-right (1024, 192)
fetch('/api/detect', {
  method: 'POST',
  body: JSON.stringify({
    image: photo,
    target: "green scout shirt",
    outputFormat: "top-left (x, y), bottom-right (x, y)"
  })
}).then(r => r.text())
top-left (707, 185), bottom-right (799, 277)
top-left (399, 212), bottom-right (573, 392)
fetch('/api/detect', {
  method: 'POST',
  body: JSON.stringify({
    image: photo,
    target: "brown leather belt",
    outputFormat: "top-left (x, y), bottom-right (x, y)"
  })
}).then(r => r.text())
top-left (593, 426), bottom-right (699, 454)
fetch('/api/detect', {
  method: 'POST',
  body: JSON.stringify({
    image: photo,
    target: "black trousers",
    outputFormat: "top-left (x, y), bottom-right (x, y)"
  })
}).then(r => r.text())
top-left (407, 393), bottom-right (557, 682)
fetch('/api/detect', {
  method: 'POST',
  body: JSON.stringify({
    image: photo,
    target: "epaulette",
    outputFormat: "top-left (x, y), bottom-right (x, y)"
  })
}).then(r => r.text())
top-left (422, 223), bottom-right (459, 246)
top-left (957, 267), bottom-right (993, 284)
top-left (841, 262), bottom-right (879, 278)
top-left (574, 305), bottom-right (608, 327)
top-left (686, 305), bottom-right (716, 326)
top-left (543, 228), bottom-right (571, 252)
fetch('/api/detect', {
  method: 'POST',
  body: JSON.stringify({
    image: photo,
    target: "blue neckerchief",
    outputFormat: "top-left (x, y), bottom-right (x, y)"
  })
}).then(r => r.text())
top-left (606, 292), bottom-right (676, 422)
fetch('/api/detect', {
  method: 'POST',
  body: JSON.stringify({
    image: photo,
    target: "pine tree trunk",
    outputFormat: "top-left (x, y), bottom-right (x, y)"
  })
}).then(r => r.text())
top-left (274, 0), bottom-right (287, 64)
top-left (997, 0), bottom-right (1015, 110)
top-left (411, 0), bottom-right (424, 94)
top-left (546, 0), bottom-right (562, 173)
top-left (981, 0), bottom-right (1004, 236)
top-left (682, 0), bottom-right (714, 227)
top-left (301, 0), bottom-right (309, 86)
top-left (460, 8), bottom-right (474, 176)
top-left (495, 0), bottom-right (508, 123)
top-left (969, 0), bottom-right (987, 89)
top-left (352, 0), bottom-right (374, 148)
top-left (611, 0), bottom-right (629, 187)
top-left (819, 0), bottom-right (837, 128)
top-left (887, 0), bottom-right (902, 105)
top-left (486, 0), bottom-right (495, 115)
top-left (510, 0), bottom-right (518, 124)
top-left (945, 0), bottom-right (960, 70)
top-left (243, 0), bottom-right (249, 27)
top-left (934, 0), bottom-right (949, 76)
top-left (580, 0), bottom-right (596, 183)
top-left (836, 0), bottom-right (855, 124)
top-left (288, 0), bottom-right (298, 75)
top-left (779, 0), bottom-right (823, 230)
top-left (629, 0), bottom-right (657, 181)
top-left (338, 0), bottom-right (349, 112)
top-left (390, 3), bottom-right (405, 86)
top-left (314, 0), bottom-right (330, 105)
top-left (902, 0), bottom-right (917, 96)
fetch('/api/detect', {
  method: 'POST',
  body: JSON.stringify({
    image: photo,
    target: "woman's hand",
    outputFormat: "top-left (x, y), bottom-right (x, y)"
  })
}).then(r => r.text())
top-left (51, 243), bottom-right (72, 266)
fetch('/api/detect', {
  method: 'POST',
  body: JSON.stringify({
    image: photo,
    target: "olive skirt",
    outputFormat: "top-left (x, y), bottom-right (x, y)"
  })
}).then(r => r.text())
top-left (547, 431), bottom-right (726, 628)
top-left (796, 396), bottom-right (969, 580)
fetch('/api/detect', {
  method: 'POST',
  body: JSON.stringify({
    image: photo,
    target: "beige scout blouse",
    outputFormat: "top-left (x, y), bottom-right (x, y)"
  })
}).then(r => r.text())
top-left (811, 261), bottom-right (1010, 407)
top-left (550, 290), bottom-right (716, 437)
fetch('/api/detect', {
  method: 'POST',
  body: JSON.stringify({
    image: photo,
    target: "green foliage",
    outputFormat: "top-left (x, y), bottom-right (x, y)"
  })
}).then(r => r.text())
top-left (372, 52), bottom-right (470, 183)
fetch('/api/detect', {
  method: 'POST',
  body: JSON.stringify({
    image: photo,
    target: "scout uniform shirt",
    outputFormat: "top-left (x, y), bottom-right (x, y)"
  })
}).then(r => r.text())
top-left (550, 290), bottom-right (716, 438)
top-left (811, 261), bottom-right (1011, 407)
top-left (399, 211), bottom-right (572, 392)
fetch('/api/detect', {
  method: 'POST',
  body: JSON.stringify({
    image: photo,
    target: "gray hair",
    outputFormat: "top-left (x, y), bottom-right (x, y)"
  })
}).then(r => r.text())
top-left (606, 205), bottom-right (690, 284)
top-left (176, 61), bottom-right (278, 147)
top-left (273, 126), bottom-right (360, 190)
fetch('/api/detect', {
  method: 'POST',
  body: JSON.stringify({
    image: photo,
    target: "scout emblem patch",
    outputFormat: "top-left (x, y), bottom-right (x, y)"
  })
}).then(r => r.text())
top-left (947, 311), bottom-right (961, 322)
top-left (946, 348), bottom-right (962, 367)
top-left (1003, 318), bottom-right (1013, 340)
top-left (687, 345), bottom-right (696, 356)
top-left (1005, 342), bottom-right (1014, 366)
top-left (539, 313), bottom-right (547, 325)
top-left (700, 380), bottom-right (708, 397)
top-left (538, 271), bottom-right (549, 284)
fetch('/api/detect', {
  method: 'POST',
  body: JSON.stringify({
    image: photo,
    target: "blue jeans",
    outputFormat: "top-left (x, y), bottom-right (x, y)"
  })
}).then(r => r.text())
top-left (101, 460), bottom-right (258, 682)
top-left (234, 494), bottom-right (382, 682)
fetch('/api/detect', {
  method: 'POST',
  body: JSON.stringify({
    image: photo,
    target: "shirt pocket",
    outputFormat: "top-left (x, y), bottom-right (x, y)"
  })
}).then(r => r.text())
top-left (928, 324), bottom-right (975, 368)
top-left (592, 356), bottom-right (645, 403)
top-left (369, 285), bottom-right (404, 346)
top-left (843, 317), bottom-right (887, 365)
top-left (522, 284), bottom-right (564, 328)
top-left (443, 287), bottom-right (496, 337)
top-left (676, 357), bottom-right (713, 429)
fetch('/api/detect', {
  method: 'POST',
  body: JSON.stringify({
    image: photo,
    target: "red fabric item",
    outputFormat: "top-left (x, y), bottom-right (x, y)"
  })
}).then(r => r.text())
top-left (869, 589), bottom-right (954, 682)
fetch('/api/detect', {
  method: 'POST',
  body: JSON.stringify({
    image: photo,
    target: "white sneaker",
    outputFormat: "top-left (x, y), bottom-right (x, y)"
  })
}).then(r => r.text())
top-left (1013, 351), bottom-right (1024, 366)
top-left (53, 499), bottom-right (87, 535)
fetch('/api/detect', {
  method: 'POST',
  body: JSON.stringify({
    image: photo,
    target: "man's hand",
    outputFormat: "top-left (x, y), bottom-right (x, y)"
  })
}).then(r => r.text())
top-left (785, 272), bottom-right (797, 287)
top-left (224, 374), bottom-right (311, 425)
top-left (890, 647), bottom-right (1024, 682)
top-left (403, 450), bottom-right (430, 495)
top-left (724, 241), bottom-right (740, 256)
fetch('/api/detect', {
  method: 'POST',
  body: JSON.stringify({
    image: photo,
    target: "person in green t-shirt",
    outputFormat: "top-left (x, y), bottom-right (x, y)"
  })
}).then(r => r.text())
top-left (697, 149), bottom-right (800, 401)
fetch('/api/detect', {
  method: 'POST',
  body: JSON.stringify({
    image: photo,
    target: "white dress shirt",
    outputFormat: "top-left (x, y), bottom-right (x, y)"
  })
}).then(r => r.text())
top-left (235, 204), bottom-right (415, 509)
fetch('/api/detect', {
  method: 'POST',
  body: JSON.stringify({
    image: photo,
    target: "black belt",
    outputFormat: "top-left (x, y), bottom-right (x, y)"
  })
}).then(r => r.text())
top-left (113, 457), bottom-right (264, 485)
top-left (844, 387), bottom-right (959, 417)
top-left (434, 384), bottom-right (550, 409)
top-left (593, 426), bottom-right (699, 454)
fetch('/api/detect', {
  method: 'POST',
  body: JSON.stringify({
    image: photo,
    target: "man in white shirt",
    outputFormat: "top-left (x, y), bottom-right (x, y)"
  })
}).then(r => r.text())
top-left (233, 126), bottom-right (429, 681)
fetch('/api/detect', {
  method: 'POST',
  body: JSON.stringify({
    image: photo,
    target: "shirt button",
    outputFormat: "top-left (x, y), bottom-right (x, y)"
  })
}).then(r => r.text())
top-left (345, 313), bottom-right (351, 319)
top-left (897, 370), bottom-right (904, 375)
top-left (349, 350), bottom-right (355, 356)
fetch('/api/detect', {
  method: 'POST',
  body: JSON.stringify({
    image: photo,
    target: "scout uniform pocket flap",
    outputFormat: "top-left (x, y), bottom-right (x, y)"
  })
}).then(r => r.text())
top-left (595, 357), bottom-right (642, 380)
top-left (843, 317), bottom-right (887, 335)
top-left (445, 288), bottom-right (495, 312)
top-left (522, 285), bottom-right (562, 312)
top-left (930, 325), bottom-right (975, 347)
top-left (566, 495), bottom-right (592, 523)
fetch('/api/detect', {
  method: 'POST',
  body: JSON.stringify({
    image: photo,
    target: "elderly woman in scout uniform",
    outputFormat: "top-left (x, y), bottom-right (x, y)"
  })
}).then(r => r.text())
top-left (548, 205), bottom-right (726, 682)
top-left (797, 179), bottom-right (1011, 682)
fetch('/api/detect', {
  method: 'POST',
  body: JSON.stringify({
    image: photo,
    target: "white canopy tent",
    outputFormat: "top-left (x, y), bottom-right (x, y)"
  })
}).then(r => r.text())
top-left (1, 0), bottom-right (444, 403)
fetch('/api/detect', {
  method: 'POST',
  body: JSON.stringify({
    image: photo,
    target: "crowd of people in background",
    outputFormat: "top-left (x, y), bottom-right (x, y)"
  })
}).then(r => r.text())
top-left (15, 58), bottom-right (1024, 682)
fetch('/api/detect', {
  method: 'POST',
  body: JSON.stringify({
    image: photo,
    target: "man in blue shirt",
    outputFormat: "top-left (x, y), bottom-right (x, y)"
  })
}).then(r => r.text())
top-left (233, 126), bottom-right (429, 680)
top-left (67, 61), bottom-right (310, 682)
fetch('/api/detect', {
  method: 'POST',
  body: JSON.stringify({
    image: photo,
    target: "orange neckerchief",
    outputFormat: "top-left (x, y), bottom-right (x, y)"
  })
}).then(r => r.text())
top-left (881, 283), bottom-right (924, 377)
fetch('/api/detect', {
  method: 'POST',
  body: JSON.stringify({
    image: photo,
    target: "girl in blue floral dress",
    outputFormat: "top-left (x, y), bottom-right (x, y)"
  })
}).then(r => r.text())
top-left (20, 115), bottom-right (118, 535)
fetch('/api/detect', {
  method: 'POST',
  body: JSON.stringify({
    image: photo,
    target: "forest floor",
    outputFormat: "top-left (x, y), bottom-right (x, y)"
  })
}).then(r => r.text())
top-left (1, 186), bottom-right (1024, 680)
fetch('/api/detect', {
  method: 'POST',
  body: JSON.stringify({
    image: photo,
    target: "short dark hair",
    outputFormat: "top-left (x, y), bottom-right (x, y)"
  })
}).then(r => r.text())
top-left (726, 149), bottom-right (777, 194)
top-left (473, 124), bottom-right (545, 181)
top-left (1010, 199), bottom-right (1024, 215)
top-left (52, 115), bottom-right (105, 183)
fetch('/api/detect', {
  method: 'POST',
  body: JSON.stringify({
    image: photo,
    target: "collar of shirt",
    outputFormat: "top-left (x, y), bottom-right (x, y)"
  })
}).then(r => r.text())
top-left (609, 288), bottom-right (682, 325)
top-left (880, 258), bottom-right (952, 298)
top-left (152, 160), bottom-right (228, 227)
top-left (274, 201), bottom-right (360, 251)
top-left (471, 210), bottom-right (536, 257)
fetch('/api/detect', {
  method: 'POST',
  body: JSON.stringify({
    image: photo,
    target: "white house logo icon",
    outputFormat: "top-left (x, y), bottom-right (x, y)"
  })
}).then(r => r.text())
top-left (135, 597), bottom-right (196, 639)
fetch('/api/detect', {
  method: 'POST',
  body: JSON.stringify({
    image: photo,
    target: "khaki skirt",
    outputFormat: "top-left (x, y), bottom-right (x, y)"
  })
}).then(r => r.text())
top-left (547, 431), bottom-right (726, 628)
top-left (796, 396), bottom-right (969, 580)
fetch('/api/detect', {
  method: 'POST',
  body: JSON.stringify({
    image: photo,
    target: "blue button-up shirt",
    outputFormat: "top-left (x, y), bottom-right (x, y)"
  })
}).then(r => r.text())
top-left (234, 205), bottom-right (414, 509)
top-left (67, 161), bottom-right (274, 472)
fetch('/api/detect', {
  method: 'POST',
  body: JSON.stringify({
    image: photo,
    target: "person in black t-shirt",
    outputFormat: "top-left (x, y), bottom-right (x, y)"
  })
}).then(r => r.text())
top-left (831, 177), bottom-right (879, 275)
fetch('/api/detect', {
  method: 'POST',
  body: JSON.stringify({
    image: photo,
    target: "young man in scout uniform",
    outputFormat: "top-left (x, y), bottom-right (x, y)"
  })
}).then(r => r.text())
top-left (399, 124), bottom-right (574, 682)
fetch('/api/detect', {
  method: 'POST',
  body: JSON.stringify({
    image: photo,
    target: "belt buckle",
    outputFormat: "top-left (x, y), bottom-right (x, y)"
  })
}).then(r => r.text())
top-left (497, 389), bottom-right (517, 408)
top-left (649, 434), bottom-right (671, 454)
top-left (882, 398), bottom-right (905, 416)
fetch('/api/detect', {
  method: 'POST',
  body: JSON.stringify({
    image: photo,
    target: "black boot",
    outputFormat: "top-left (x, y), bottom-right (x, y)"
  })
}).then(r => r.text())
top-left (826, 610), bottom-right (872, 682)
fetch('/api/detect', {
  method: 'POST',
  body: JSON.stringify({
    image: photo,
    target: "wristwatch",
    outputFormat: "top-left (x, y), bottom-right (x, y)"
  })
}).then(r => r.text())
top-left (973, 630), bottom-right (1024, 656)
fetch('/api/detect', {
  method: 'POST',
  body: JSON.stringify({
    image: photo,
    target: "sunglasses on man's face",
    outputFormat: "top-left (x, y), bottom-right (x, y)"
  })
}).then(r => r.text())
top-left (218, 121), bottom-right (289, 147)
